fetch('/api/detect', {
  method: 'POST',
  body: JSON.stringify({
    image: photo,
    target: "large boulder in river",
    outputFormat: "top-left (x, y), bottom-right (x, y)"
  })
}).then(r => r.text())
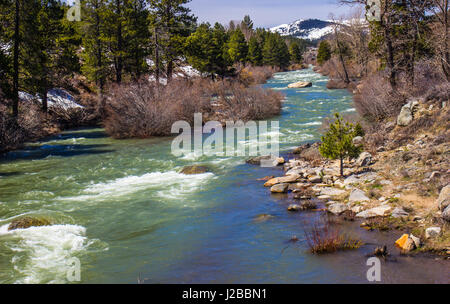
top-left (288, 81), bottom-right (313, 88)
top-left (246, 155), bottom-right (271, 165)
top-left (180, 165), bottom-right (210, 175)
top-left (437, 184), bottom-right (450, 211)
top-left (271, 183), bottom-right (289, 193)
top-left (8, 217), bottom-right (51, 231)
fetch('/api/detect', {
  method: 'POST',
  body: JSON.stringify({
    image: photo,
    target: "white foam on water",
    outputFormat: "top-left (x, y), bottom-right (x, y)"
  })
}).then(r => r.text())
top-left (0, 224), bottom-right (101, 284)
top-left (61, 171), bottom-right (215, 202)
top-left (343, 108), bottom-right (356, 113)
top-left (295, 121), bottom-right (322, 127)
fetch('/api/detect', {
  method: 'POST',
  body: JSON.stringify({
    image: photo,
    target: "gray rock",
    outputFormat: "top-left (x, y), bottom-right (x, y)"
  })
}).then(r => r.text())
top-left (356, 206), bottom-right (392, 218)
top-left (349, 189), bottom-right (370, 203)
top-left (288, 81), bottom-right (313, 88)
top-left (246, 155), bottom-right (271, 165)
top-left (409, 234), bottom-right (421, 248)
top-left (350, 205), bottom-right (364, 213)
top-left (397, 99), bottom-right (419, 126)
top-left (392, 207), bottom-right (409, 219)
top-left (443, 205), bottom-right (450, 222)
top-left (308, 175), bottom-right (322, 184)
top-left (271, 183), bottom-right (289, 193)
top-left (180, 165), bottom-right (210, 175)
top-left (353, 136), bottom-right (364, 146)
top-left (437, 184), bottom-right (450, 211)
top-left (356, 152), bottom-right (373, 167)
top-left (319, 187), bottom-right (347, 197)
top-left (328, 203), bottom-right (348, 215)
top-left (425, 227), bottom-right (442, 239)
top-left (287, 204), bottom-right (301, 212)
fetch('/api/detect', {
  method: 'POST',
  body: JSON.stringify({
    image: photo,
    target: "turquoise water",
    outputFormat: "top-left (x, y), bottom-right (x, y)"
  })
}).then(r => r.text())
top-left (0, 68), bottom-right (448, 284)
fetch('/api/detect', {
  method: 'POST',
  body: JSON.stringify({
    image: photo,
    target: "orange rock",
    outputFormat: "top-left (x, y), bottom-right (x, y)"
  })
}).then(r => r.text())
top-left (395, 234), bottom-right (416, 252)
top-left (395, 234), bottom-right (409, 249)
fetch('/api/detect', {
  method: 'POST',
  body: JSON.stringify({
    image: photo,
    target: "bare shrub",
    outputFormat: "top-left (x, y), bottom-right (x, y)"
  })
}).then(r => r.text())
top-left (104, 79), bottom-right (210, 138)
top-left (353, 72), bottom-right (404, 121)
top-left (210, 80), bottom-right (283, 122)
top-left (103, 78), bottom-right (283, 139)
top-left (0, 101), bottom-right (45, 153)
top-left (238, 65), bottom-right (278, 86)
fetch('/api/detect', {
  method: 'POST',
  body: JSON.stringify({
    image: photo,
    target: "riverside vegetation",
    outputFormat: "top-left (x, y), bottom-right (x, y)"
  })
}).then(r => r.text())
top-left (0, 0), bottom-right (448, 272)
top-left (248, 1), bottom-right (449, 257)
top-left (0, 0), bottom-right (310, 152)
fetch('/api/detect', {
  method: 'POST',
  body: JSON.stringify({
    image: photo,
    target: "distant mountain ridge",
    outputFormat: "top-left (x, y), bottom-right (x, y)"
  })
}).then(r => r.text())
top-left (270, 19), bottom-right (335, 41)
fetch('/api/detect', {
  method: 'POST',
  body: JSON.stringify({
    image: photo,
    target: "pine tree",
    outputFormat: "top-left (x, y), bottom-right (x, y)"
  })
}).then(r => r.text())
top-left (319, 113), bottom-right (363, 177)
top-left (80, 0), bottom-right (110, 91)
top-left (149, 0), bottom-right (196, 82)
top-left (0, 0), bottom-right (22, 116)
top-left (227, 28), bottom-right (248, 64)
top-left (185, 22), bottom-right (232, 79)
top-left (317, 40), bottom-right (331, 65)
top-left (185, 23), bottom-right (214, 76)
top-left (262, 33), bottom-right (289, 69)
top-left (123, 0), bottom-right (151, 80)
top-left (289, 41), bottom-right (303, 64)
top-left (248, 35), bottom-right (263, 66)
top-left (21, 0), bottom-right (65, 112)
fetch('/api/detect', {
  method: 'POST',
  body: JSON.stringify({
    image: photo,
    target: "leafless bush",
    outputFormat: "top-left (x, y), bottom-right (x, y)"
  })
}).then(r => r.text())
top-left (211, 80), bottom-right (283, 122)
top-left (104, 78), bottom-right (283, 139)
top-left (0, 101), bottom-right (45, 153)
top-left (425, 82), bottom-right (450, 104)
top-left (353, 72), bottom-right (404, 121)
top-left (104, 79), bottom-right (210, 138)
top-left (238, 65), bottom-right (279, 86)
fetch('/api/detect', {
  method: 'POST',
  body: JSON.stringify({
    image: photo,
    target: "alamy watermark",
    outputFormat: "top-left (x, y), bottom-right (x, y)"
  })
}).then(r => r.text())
top-left (366, 257), bottom-right (381, 282)
top-left (67, 0), bottom-right (81, 22)
top-left (66, 257), bottom-right (81, 282)
top-left (366, 0), bottom-right (381, 22)
top-left (171, 113), bottom-right (280, 167)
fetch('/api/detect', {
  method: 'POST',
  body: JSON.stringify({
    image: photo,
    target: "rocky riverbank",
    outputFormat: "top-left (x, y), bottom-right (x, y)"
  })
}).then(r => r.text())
top-left (249, 110), bottom-right (450, 257)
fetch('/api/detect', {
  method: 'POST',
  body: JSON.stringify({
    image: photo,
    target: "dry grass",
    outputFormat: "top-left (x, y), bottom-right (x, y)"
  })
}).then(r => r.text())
top-left (305, 216), bottom-right (363, 254)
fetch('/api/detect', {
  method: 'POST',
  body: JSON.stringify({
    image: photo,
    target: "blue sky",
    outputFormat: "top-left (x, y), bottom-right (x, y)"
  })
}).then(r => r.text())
top-left (187, 0), bottom-right (354, 28)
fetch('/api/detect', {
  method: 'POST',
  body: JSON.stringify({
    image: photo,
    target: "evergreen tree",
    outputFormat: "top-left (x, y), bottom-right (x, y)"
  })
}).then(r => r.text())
top-left (21, 0), bottom-right (65, 112)
top-left (185, 23), bottom-right (214, 76)
top-left (262, 33), bottom-right (289, 69)
top-left (185, 22), bottom-right (232, 79)
top-left (289, 41), bottom-right (303, 64)
top-left (248, 35), bottom-right (263, 66)
top-left (123, 0), bottom-right (151, 79)
top-left (80, 0), bottom-right (110, 91)
top-left (319, 113), bottom-right (363, 177)
top-left (227, 28), bottom-right (248, 64)
top-left (317, 40), bottom-right (331, 65)
top-left (149, 0), bottom-right (197, 82)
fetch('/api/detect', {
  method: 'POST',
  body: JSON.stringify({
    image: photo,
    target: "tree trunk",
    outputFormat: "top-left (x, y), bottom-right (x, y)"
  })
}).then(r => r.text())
top-left (167, 60), bottom-right (173, 83)
top-left (442, 0), bottom-right (450, 81)
top-left (115, 0), bottom-right (123, 84)
top-left (334, 26), bottom-right (350, 84)
top-left (154, 27), bottom-right (160, 84)
top-left (340, 156), bottom-right (344, 177)
top-left (42, 88), bottom-right (48, 113)
top-left (12, 0), bottom-right (20, 118)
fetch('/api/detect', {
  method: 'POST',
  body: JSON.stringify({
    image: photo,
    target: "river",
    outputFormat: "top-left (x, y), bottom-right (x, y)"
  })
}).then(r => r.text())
top-left (0, 68), bottom-right (448, 284)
